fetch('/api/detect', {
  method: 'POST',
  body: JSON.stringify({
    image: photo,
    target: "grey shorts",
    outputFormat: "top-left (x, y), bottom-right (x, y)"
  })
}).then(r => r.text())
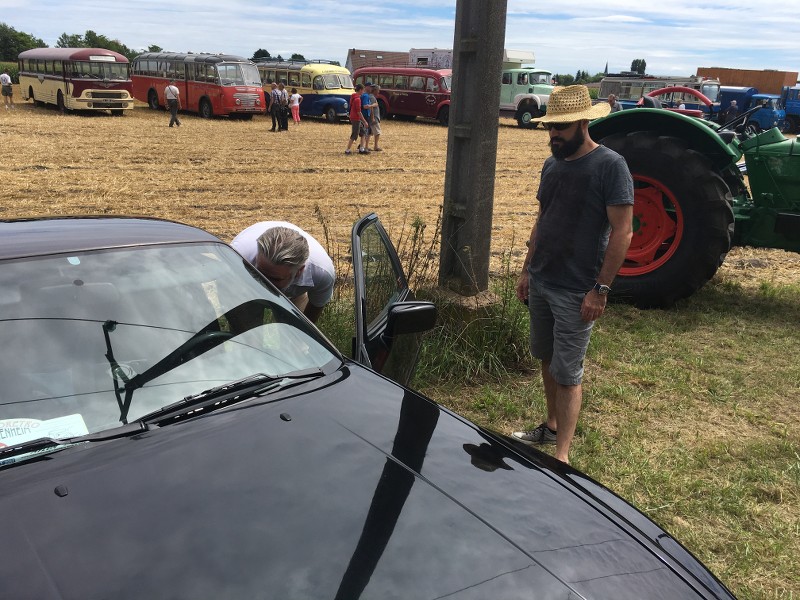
top-left (1, 85), bottom-right (11, 97)
top-left (528, 277), bottom-right (594, 386)
top-left (350, 121), bottom-right (362, 141)
top-left (371, 119), bottom-right (381, 136)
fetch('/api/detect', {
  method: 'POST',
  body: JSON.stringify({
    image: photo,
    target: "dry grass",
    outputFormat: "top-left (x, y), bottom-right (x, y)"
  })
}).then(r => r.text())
top-left (3, 94), bottom-right (797, 293)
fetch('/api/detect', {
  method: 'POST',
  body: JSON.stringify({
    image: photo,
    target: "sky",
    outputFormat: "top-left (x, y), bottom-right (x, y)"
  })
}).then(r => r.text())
top-left (3, 0), bottom-right (800, 77)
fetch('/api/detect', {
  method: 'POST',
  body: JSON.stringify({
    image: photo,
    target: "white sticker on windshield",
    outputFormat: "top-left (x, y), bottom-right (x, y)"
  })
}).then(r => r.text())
top-left (0, 414), bottom-right (90, 448)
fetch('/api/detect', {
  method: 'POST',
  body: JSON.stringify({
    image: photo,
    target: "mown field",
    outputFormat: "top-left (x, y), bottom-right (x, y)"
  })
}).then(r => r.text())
top-left (2, 93), bottom-right (799, 599)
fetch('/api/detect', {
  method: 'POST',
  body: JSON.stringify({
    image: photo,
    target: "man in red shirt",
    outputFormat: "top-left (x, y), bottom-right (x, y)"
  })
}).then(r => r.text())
top-left (345, 84), bottom-right (369, 155)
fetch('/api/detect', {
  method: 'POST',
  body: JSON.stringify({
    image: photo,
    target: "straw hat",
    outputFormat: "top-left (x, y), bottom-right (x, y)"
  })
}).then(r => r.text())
top-left (534, 85), bottom-right (610, 123)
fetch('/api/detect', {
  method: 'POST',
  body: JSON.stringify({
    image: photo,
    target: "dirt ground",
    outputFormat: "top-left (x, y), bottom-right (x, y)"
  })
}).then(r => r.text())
top-left (2, 95), bottom-right (798, 289)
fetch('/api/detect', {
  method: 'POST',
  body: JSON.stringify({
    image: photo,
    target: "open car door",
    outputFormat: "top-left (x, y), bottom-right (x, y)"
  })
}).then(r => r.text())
top-left (351, 214), bottom-right (436, 387)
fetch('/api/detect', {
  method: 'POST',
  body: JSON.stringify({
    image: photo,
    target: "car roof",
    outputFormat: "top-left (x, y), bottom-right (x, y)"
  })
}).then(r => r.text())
top-left (0, 216), bottom-right (223, 261)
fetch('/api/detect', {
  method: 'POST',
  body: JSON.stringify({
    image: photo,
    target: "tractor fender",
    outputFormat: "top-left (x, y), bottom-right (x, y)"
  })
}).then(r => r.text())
top-left (589, 108), bottom-right (742, 171)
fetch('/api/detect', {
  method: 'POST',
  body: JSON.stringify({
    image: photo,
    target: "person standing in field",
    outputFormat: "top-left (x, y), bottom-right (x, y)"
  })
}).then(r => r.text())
top-left (1, 69), bottom-right (15, 110)
top-left (164, 79), bottom-right (181, 127)
top-left (231, 221), bottom-right (335, 324)
top-left (359, 82), bottom-right (373, 153)
top-left (268, 82), bottom-right (280, 132)
top-left (367, 83), bottom-right (382, 151)
top-left (607, 93), bottom-right (622, 113)
top-left (513, 85), bottom-right (634, 464)
top-left (277, 82), bottom-right (290, 131)
top-left (289, 87), bottom-right (303, 125)
top-left (345, 83), bottom-right (369, 155)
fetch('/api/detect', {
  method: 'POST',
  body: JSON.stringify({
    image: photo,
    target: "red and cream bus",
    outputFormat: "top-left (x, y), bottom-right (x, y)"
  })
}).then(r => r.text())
top-left (352, 66), bottom-right (451, 125)
top-left (132, 52), bottom-right (264, 119)
top-left (18, 48), bottom-right (134, 114)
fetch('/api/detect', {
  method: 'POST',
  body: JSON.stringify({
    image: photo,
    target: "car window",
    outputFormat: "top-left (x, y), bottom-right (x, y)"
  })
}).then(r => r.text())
top-left (0, 243), bottom-right (339, 436)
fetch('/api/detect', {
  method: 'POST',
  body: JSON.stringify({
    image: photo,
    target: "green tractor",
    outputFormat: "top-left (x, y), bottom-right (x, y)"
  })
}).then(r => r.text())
top-left (589, 106), bottom-right (800, 307)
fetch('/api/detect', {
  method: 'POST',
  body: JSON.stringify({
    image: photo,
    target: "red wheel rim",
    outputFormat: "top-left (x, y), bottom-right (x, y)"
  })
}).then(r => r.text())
top-left (621, 175), bottom-right (684, 276)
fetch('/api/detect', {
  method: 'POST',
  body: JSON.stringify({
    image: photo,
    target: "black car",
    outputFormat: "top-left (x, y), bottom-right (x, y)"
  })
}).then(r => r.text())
top-left (0, 216), bottom-right (735, 599)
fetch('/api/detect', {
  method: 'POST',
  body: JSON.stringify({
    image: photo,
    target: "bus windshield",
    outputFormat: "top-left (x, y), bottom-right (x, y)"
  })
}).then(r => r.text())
top-left (314, 74), bottom-right (352, 90)
top-left (218, 63), bottom-right (262, 86)
top-left (441, 76), bottom-right (452, 91)
top-left (701, 83), bottom-right (720, 102)
top-left (72, 61), bottom-right (130, 81)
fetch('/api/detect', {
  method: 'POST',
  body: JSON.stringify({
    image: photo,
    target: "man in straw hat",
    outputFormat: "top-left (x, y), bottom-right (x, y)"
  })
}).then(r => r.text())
top-left (513, 85), bottom-right (634, 464)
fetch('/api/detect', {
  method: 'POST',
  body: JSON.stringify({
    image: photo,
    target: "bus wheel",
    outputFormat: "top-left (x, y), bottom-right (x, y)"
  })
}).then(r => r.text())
top-left (325, 106), bottom-right (338, 123)
top-left (199, 99), bottom-right (213, 119)
top-left (57, 91), bottom-right (65, 113)
top-left (437, 105), bottom-right (449, 126)
top-left (148, 90), bottom-right (160, 110)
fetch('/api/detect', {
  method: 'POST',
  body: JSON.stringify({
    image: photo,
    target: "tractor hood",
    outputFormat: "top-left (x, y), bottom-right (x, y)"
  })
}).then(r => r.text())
top-left (0, 364), bottom-right (731, 599)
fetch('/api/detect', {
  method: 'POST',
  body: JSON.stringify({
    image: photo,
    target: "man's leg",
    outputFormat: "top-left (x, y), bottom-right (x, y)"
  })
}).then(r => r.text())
top-left (540, 360), bottom-right (558, 431)
top-left (553, 380), bottom-right (582, 464)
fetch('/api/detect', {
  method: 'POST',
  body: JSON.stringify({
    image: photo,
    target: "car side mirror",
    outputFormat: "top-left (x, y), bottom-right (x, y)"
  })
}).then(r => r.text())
top-left (384, 301), bottom-right (437, 341)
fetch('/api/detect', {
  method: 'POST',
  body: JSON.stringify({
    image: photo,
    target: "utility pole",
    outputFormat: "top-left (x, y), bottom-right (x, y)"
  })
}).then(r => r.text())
top-left (438, 0), bottom-right (508, 295)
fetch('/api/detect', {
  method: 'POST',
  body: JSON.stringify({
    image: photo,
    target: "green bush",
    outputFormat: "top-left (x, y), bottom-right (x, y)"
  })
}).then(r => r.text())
top-left (0, 61), bottom-right (18, 83)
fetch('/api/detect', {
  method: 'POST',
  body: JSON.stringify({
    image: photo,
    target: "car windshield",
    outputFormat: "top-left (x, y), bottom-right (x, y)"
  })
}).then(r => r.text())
top-left (0, 242), bottom-right (340, 438)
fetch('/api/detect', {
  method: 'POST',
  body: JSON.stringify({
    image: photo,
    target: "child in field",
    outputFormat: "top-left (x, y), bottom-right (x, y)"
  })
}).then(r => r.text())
top-left (289, 88), bottom-right (303, 124)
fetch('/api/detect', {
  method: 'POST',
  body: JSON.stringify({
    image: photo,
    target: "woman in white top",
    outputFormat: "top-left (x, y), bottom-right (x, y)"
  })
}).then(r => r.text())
top-left (289, 88), bottom-right (304, 124)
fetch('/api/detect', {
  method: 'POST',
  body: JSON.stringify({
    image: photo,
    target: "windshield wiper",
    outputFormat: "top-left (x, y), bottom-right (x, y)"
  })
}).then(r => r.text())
top-left (0, 422), bottom-right (147, 465)
top-left (138, 368), bottom-right (326, 425)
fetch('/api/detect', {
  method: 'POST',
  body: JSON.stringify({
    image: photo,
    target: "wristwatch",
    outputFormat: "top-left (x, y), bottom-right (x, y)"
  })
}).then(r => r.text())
top-left (592, 282), bottom-right (611, 296)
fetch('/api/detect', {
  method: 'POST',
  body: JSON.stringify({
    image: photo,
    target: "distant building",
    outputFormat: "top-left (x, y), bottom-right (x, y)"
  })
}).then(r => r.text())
top-left (697, 67), bottom-right (798, 95)
top-left (409, 48), bottom-right (453, 69)
top-left (345, 49), bottom-right (411, 73)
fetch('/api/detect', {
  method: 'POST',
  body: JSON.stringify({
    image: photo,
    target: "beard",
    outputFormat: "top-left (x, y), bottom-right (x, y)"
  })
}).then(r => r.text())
top-left (549, 126), bottom-right (585, 160)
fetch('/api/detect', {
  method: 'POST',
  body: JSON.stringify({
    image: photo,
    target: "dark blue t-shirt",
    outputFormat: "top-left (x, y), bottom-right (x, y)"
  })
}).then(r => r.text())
top-left (529, 145), bottom-right (634, 292)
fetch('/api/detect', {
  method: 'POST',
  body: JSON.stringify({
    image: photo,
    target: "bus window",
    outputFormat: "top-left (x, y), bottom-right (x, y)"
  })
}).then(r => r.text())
top-left (313, 75), bottom-right (324, 90)
top-left (395, 75), bottom-right (408, 90)
top-left (276, 70), bottom-right (288, 84)
top-left (218, 64), bottom-right (242, 85)
top-left (502, 72), bottom-right (512, 84)
top-left (441, 75), bottom-right (451, 90)
top-left (288, 71), bottom-right (300, 87)
top-left (338, 74), bottom-right (354, 89)
top-left (517, 73), bottom-right (528, 85)
top-left (301, 73), bottom-right (312, 88)
top-left (410, 76), bottom-right (425, 91)
top-left (378, 74), bottom-right (393, 88)
top-left (426, 77), bottom-right (437, 92)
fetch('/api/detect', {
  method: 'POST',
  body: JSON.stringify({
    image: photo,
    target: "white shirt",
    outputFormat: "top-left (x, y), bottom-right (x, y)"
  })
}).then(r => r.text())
top-left (231, 221), bottom-right (335, 308)
top-left (0, 73), bottom-right (11, 86)
top-left (165, 84), bottom-right (180, 101)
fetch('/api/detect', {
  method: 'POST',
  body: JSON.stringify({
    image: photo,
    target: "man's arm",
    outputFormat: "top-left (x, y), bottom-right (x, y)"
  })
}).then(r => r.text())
top-left (303, 303), bottom-right (325, 323)
top-left (581, 203), bottom-right (633, 321)
top-left (515, 222), bottom-right (537, 303)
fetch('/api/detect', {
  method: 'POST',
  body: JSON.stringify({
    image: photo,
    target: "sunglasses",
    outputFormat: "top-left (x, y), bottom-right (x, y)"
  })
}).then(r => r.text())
top-left (542, 122), bottom-right (576, 131)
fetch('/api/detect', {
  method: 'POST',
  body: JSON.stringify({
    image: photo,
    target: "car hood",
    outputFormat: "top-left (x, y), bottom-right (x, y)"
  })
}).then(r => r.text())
top-left (0, 364), bottom-right (730, 599)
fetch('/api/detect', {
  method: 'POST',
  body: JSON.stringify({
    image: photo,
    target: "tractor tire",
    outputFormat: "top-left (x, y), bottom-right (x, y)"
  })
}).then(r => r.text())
top-left (599, 131), bottom-right (735, 308)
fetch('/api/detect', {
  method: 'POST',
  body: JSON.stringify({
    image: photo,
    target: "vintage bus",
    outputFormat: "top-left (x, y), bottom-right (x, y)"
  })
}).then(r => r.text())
top-left (254, 60), bottom-right (353, 123)
top-left (352, 66), bottom-right (451, 125)
top-left (599, 73), bottom-right (721, 113)
top-left (132, 52), bottom-right (264, 119)
top-left (17, 48), bottom-right (134, 114)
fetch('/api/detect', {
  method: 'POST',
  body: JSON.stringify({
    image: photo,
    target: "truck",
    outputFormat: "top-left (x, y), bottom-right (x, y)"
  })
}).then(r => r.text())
top-left (780, 85), bottom-right (800, 133)
top-left (718, 86), bottom-right (787, 135)
top-left (588, 105), bottom-right (800, 307)
top-left (497, 49), bottom-right (554, 128)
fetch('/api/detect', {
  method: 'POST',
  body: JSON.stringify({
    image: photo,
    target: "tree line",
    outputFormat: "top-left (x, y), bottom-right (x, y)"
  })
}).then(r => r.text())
top-left (0, 22), bottom-right (324, 81)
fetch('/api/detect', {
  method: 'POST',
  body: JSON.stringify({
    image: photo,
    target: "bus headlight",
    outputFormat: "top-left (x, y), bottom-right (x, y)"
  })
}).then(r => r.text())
top-left (86, 92), bottom-right (92, 98)
top-left (235, 98), bottom-right (241, 105)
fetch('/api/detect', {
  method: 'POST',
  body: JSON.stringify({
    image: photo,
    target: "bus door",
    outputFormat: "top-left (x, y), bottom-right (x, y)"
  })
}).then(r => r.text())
top-left (403, 74), bottom-right (435, 119)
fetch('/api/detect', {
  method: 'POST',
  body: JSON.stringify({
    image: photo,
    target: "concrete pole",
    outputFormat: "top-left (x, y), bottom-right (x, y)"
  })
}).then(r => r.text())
top-left (438, 0), bottom-right (508, 295)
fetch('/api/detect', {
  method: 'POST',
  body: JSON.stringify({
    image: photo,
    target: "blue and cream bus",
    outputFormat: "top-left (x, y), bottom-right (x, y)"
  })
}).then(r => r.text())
top-left (255, 60), bottom-right (352, 123)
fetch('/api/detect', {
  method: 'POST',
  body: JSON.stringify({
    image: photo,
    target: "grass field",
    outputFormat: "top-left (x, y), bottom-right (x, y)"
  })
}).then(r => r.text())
top-left (2, 94), bottom-right (799, 599)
